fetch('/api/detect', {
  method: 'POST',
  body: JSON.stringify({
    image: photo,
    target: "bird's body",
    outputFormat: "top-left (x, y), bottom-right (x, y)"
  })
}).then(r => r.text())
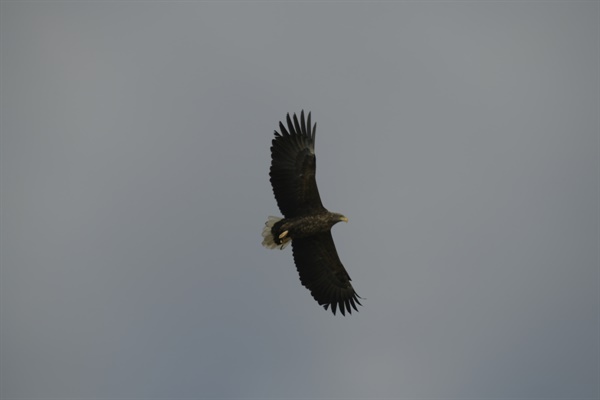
top-left (262, 111), bottom-right (362, 316)
top-left (264, 212), bottom-right (347, 248)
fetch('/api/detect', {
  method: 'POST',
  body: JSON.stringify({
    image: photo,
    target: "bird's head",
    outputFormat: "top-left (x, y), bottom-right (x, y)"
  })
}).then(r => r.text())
top-left (331, 212), bottom-right (348, 225)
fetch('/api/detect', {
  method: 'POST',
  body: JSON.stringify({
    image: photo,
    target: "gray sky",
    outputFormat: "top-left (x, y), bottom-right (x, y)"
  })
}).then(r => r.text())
top-left (1, 1), bottom-right (598, 398)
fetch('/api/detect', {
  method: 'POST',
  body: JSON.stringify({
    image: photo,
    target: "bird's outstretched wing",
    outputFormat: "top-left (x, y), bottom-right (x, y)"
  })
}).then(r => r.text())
top-left (269, 111), bottom-right (324, 218)
top-left (291, 232), bottom-right (362, 315)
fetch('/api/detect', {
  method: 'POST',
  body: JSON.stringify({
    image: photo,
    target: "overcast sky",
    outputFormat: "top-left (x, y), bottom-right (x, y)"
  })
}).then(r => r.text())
top-left (1, 1), bottom-right (598, 398)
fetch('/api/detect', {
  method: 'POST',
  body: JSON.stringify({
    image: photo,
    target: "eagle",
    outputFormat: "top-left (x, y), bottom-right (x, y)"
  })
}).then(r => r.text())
top-left (262, 111), bottom-right (362, 315)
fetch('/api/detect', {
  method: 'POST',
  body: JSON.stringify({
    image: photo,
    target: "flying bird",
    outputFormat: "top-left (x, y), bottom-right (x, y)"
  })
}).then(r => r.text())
top-left (262, 111), bottom-right (362, 315)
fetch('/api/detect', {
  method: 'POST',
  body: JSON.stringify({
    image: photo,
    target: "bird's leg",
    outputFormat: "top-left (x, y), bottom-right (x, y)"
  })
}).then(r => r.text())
top-left (279, 235), bottom-right (291, 249)
top-left (278, 230), bottom-right (291, 248)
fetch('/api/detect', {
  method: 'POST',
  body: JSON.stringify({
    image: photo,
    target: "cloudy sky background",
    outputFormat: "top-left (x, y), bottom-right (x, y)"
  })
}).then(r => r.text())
top-left (1, 1), bottom-right (598, 398)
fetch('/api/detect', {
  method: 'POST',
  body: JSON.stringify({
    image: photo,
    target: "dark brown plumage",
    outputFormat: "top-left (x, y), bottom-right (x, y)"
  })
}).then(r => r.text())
top-left (262, 111), bottom-right (362, 316)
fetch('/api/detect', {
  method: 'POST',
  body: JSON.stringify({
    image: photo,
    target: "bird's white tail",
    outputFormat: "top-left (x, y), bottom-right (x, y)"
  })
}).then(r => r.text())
top-left (262, 216), bottom-right (290, 250)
